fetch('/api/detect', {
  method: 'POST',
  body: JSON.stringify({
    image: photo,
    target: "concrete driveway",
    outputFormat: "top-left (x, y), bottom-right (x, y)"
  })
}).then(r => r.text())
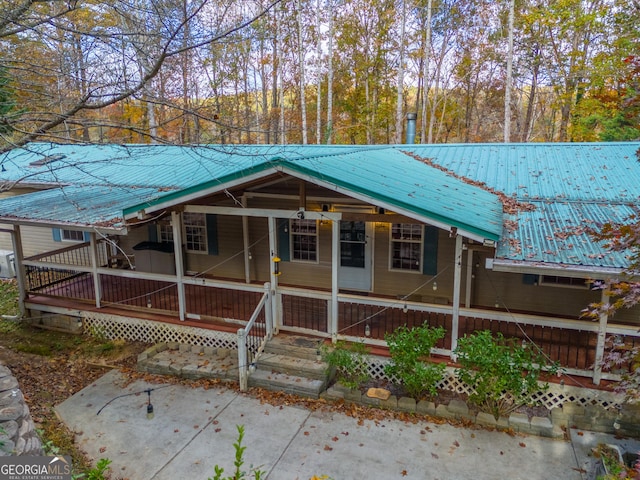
top-left (55, 369), bottom-right (630, 480)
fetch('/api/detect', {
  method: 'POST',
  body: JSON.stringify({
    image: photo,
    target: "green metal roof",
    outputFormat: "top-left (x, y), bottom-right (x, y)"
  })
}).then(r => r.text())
top-left (1, 141), bottom-right (639, 271)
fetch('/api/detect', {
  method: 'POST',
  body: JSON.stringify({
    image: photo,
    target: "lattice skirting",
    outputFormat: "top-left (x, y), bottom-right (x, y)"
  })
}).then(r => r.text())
top-left (81, 313), bottom-right (238, 350)
top-left (364, 355), bottom-right (624, 411)
top-left (80, 314), bottom-right (623, 412)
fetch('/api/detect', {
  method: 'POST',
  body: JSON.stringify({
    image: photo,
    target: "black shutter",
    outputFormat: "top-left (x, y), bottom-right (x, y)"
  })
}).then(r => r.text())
top-left (206, 214), bottom-right (218, 255)
top-left (422, 226), bottom-right (439, 275)
top-left (277, 218), bottom-right (290, 261)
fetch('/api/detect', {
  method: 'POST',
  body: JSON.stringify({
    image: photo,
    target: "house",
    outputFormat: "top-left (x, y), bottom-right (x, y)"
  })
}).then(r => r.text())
top-left (0, 141), bottom-right (638, 387)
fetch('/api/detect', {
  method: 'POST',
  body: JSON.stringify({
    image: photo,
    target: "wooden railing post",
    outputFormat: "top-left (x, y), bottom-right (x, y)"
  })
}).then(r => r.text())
top-left (237, 328), bottom-right (248, 391)
top-left (593, 291), bottom-right (610, 385)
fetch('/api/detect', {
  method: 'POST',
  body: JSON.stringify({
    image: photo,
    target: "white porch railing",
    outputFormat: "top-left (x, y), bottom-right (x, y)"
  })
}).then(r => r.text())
top-left (237, 283), bottom-right (273, 391)
top-left (20, 240), bottom-right (640, 385)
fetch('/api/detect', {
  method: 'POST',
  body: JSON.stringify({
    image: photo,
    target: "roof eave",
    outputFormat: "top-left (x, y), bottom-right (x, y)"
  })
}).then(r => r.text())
top-left (490, 258), bottom-right (632, 280)
top-left (0, 217), bottom-right (128, 235)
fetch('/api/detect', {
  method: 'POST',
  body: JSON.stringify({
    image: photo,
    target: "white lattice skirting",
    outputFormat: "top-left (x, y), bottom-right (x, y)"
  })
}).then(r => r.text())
top-left (82, 313), bottom-right (624, 412)
top-left (82, 313), bottom-right (238, 350)
top-left (364, 355), bottom-right (623, 411)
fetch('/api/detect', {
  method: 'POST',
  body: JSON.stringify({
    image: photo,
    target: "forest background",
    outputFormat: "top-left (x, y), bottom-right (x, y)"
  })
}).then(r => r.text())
top-left (0, 0), bottom-right (638, 151)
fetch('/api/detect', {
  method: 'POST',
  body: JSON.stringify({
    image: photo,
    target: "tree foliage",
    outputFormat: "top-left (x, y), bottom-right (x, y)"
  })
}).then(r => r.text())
top-left (0, 0), bottom-right (638, 148)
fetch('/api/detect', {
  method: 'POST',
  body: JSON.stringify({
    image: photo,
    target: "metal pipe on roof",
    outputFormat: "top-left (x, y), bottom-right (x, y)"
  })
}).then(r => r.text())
top-left (406, 113), bottom-right (417, 144)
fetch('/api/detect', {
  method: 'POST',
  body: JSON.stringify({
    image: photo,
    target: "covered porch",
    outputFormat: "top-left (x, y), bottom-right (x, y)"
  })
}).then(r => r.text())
top-left (17, 235), bottom-right (640, 385)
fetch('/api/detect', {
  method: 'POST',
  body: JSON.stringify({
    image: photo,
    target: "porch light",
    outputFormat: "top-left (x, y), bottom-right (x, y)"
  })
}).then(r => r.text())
top-left (273, 256), bottom-right (281, 276)
top-left (402, 303), bottom-right (408, 314)
top-left (146, 295), bottom-right (152, 308)
top-left (365, 324), bottom-right (371, 337)
top-left (432, 282), bottom-right (437, 291)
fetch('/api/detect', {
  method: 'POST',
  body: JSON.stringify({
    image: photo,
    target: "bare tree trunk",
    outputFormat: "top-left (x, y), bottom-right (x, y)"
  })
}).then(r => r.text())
top-left (326, 0), bottom-right (334, 144)
top-left (297, 0), bottom-right (308, 144)
top-left (521, 57), bottom-right (539, 142)
top-left (504, 0), bottom-right (514, 143)
top-left (315, 0), bottom-right (322, 144)
top-left (277, 5), bottom-right (286, 144)
top-left (394, 0), bottom-right (406, 144)
top-left (420, 0), bottom-right (432, 144)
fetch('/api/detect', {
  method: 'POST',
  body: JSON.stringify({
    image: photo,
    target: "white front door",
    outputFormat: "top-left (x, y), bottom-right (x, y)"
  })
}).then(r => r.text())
top-left (338, 221), bottom-right (373, 291)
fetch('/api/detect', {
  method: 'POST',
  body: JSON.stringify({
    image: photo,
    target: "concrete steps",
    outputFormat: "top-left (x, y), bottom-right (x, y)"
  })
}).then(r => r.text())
top-left (248, 335), bottom-right (330, 399)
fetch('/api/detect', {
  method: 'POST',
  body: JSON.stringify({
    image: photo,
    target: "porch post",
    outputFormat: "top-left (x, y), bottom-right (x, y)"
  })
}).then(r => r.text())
top-left (242, 195), bottom-right (251, 284)
top-left (171, 211), bottom-right (186, 321)
top-left (450, 234), bottom-right (463, 358)
top-left (89, 232), bottom-right (102, 308)
top-left (465, 248), bottom-right (474, 308)
top-left (10, 226), bottom-right (26, 317)
top-left (330, 219), bottom-right (339, 342)
top-left (267, 216), bottom-right (280, 332)
top-left (592, 290), bottom-right (610, 385)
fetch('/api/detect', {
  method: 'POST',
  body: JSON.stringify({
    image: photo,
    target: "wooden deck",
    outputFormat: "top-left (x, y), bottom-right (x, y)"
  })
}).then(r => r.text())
top-left (24, 269), bottom-right (611, 374)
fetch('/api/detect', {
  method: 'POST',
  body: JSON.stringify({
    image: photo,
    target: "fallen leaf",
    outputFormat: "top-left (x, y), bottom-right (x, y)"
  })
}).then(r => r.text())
top-left (519, 442), bottom-right (526, 448)
top-left (324, 445), bottom-right (333, 451)
top-left (332, 436), bottom-right (339, 442)
top-left (99, 447), bottom-right (106, 453)
top-left (431, 453), bottom-right (439, 459)
top-left (215, 428), bottom-right (221, 433)
top-left (304, 431), bottom-right (310, 436)
top-left (401, 470), bottom-right (407, 476)
top-left (453, 440), bottom-right (460, 447)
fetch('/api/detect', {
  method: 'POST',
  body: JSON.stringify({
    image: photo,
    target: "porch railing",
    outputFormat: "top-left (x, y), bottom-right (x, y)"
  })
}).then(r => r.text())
top-left (237, 283), bottom-right (273, 391)
top-left (22, 248), bottom-right (640, 383)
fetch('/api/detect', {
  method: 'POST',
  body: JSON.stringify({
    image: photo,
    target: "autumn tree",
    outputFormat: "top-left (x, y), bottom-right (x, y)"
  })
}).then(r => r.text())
top-left (0, 0), bottom-right (282, 150)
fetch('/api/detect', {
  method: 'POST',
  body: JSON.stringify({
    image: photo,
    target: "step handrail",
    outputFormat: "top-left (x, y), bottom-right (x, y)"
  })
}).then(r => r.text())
top-left (237, 282), bottom-right (272, 391)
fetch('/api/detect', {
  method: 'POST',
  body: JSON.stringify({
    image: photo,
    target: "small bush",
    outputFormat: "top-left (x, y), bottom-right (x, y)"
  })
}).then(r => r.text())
top-left (321, 340), bottom-right (370, 390)
top-left (384, 323), bottom-right (446, 398)
top-left (209, 425), bottom-right (265, 480)
top-left (454, 330), bottom-right (557, 419)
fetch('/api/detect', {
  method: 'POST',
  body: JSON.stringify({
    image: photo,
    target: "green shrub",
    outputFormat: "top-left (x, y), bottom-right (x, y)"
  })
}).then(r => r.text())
top-left (454, 330), bottom-right (557, 419)
top-left (384, 323), bottom-right (446, 398)
top-left (321, 340), bottom-right (370, 390)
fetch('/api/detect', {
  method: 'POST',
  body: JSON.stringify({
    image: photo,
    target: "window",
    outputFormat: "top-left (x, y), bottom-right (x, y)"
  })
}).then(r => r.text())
top-left (540, 275), bottom-right (592, 289)
top-left (390, 223), bottom-right (422, 272)
top-left (290, 219), bottom-right (318, 262)
top-left (183, 212), bottom-right (207, 253)
top-left (158, 222), bottom-right (174, 243)
top-left (62, 229), bottom-right (85, 242)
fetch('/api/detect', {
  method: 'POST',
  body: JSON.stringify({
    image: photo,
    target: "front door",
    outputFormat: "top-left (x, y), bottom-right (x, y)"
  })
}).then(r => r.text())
top-left (338, 221), bottom-right (372, 291)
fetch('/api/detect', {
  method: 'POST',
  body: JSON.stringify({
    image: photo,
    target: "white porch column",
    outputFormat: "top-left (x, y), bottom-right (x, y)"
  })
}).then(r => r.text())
top-left (241, 196), bottom-right (251, 284)
top-left (465, 248), bottom-right (475, 308)
top-left (267, 216), bottom-right (280, 331)
top-left (450, 234), bottom-right (463, 358)
top-left (171, 211), bottom-right (186, 321)
top-left (330, 219), bottom-right (339, 342)
top-left (89, 232), bottom-right (102, 308)
top-left (10, 226), bottom-right (26, 317)
top-left (592, 290), bottom-right (610, 385)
